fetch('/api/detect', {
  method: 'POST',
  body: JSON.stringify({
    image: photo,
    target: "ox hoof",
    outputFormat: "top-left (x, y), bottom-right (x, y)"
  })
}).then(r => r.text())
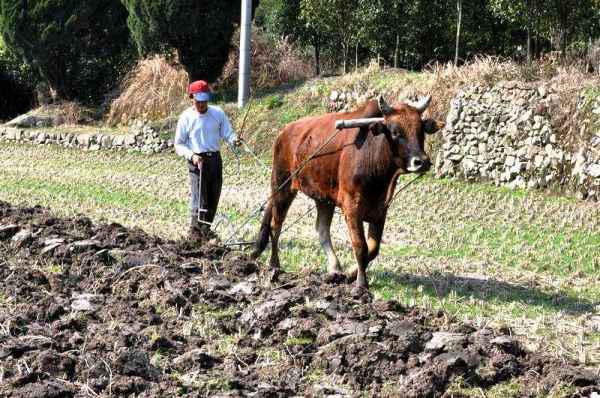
top-left (324, 272), bottom-right (347, 285)
top-left (265, 267), bottom-right (281, 284)
top-left (351, 284), bottom-right (371, 300)
top-left (346, 269), bottom-right (358, 283)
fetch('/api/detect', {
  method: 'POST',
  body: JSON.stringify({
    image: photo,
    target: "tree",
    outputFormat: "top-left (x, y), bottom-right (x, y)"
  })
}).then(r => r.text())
top-left (354, 0), bottom-right (397, 67)
top-left (489, 0), bottom-right (544, 64)
top-left (402, 0), bottom-right (454, 68)
top-left (490, 0), bottom-right (600, 61)
top-left (255, 0), bottom-right (323, 75)
top-left (0, 0), bottom-right (134, 102)
top-left (122, 0), bottom-right (259, 82)
top-left (0, 35), bottom-right (33, 119)
top-left (372, 0), bottom-right (410, 68)
top-left (541, 0), bottom-right (599, 57)
top-left (300, 0), bottom-right (359, 74)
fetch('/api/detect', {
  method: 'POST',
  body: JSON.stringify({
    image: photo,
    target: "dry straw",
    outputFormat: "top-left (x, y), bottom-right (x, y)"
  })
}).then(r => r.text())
top-left (106, 55), bottom-right (189, 126)
top-left (217, 28), bottom-right (312, 90)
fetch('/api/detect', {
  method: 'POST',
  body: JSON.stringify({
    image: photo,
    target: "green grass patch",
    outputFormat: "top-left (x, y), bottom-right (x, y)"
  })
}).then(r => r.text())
top-left (1, 141), bottom-right (599, 365)
top-left (284, 336), bottom-right (315, 346)
top-left (194, 304), bottom-right (237, 321)
top-left (0, 174), bottom-right (189, 220)
top-left (44, 263), bottom-right (63, 274)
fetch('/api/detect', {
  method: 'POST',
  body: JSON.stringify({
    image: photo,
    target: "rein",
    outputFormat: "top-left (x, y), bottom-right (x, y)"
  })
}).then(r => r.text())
top-left (385, 172), bottom-right (424, 208)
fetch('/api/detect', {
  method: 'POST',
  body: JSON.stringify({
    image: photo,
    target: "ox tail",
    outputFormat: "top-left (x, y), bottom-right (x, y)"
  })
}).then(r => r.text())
top-left (252, 201), bottom-right (272, 259)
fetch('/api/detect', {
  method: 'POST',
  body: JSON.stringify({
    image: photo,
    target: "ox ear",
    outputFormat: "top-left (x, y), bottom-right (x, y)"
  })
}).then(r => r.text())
top-left (377, 95), bottom-right (393, 116)
top-left (423, 119), bottom-right (445, 135)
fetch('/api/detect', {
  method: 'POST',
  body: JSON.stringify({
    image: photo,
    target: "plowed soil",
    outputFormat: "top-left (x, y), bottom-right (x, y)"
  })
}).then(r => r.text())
top-left (0, 201), bottom-right (598, 397)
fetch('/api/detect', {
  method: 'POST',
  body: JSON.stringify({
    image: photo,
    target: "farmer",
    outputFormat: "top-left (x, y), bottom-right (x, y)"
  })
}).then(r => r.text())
top-left (174, 80), bottom-right (241, 241)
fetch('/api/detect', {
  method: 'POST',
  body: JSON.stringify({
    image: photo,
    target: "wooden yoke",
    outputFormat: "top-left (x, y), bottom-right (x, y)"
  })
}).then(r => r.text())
top-left (335, 118), bottom-right (385, 130)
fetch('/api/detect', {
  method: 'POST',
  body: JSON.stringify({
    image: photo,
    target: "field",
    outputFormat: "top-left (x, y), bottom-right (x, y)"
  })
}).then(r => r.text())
top-left (1, 140), bottom-right (599, 394)
top-left (1, 65), bottom-right (600, 395)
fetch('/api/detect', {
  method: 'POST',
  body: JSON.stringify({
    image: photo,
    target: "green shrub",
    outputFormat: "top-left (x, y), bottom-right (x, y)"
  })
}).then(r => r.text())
top-left (0, 0), bottom-right (135, 103)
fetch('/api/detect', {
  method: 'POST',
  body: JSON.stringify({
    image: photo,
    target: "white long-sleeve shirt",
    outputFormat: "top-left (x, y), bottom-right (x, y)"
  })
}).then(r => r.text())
top-left (174, 105), bottom-right (237, 161)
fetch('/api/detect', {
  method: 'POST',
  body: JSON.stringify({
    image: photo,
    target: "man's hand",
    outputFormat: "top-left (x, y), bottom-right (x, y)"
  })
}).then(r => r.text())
top-left (233, 138), bottom-right (243, 148)
top-left (191, 154), bottom-right (202, 166)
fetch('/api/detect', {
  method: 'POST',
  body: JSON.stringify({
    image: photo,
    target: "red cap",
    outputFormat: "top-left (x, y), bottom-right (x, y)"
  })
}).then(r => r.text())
top-left (188, 80), bottom-right (210, 95)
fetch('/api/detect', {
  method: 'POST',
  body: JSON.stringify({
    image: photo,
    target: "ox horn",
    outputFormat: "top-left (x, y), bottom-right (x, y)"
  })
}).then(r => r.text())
top-left (377, 95), bottom-right (394, 116)
top-left (335, 117), bottom-right (384, 130)
top-left (405, 95), bottom-right (432, 113)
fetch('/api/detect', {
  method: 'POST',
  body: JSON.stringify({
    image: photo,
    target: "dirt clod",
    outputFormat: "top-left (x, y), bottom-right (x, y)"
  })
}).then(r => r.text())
top-left (1, 200), bottom-right (598, 397)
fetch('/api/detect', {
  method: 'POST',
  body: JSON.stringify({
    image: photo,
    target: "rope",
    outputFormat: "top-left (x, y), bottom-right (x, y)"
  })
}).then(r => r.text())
top-left (227, 94), bottom-right (255, 176)
top-left (385, 173), bottom-right (424, 208)
top-left (282, 173), bottom-right (423, 235)
top-left (223, 127), bottom-right (343, 244)
top-left (222, 173), bottom-right (424, 249)
top-left (241, 140), bottom-right (270, 173)
top-left (237, 94), bottom-right (254, 140)
top-left (281, 203), bottom-right (315, 235)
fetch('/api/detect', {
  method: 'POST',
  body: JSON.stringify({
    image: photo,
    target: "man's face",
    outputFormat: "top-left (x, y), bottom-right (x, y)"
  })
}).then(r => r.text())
top-left (193, 100), bottom-right (208, 114)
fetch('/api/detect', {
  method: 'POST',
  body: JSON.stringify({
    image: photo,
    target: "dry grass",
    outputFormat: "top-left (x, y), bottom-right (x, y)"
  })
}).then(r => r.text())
top-left (56, 101), bottom-right (89, 125)
top-left (422, 56), bottom-right (524, 119)
top-left (106, 55), bottom-right (189, 126)
top-left (217, 27), bottom-right (313, 90)
top-left (246, 56), bottom-right (598, 158)
top-left (29, 101), bottom-right (95, 126)
top-left (544, 67), bottom-right (600, 150)
top-left (420, 57), bottom-right (599, 150)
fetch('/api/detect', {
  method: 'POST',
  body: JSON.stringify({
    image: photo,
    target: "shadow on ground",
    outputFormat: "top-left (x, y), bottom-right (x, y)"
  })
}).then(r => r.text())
top-left (370, 268), bottom-right (598, 314)
top-left (261, 239), bottom-right (597, 314)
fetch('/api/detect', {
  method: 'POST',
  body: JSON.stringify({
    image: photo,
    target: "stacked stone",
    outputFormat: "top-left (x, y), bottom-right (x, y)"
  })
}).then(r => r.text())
top-left (328, 90), bottom-right (374, 112)
top-left (572, 150), bottom-right (600, 200)
top-left (437, 81), bottom-right (600, 201)
top-left (129, 119), bottom-right (173, 154)
top-left (0, 119), bottom-right (174, 154)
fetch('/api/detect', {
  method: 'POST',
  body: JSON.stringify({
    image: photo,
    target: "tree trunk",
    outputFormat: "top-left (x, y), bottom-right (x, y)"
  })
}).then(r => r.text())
top-left (43, 64), bottom-right (68, 102)
top-left (455, 0), bottom-right (462, 66)
top-left (527, 27), bottom-right (532, 65)
top-left (394, 34), bottom-right (399, 68)
top-left (560, 29), bottom-right (567, 59)
top-left (586, 35), bottom-right (592, 73)
top-left (342, 43), bottom-right (348, 74)
top-left (526, 0), bottom-right (532, 65)
top-left (313, 40), bottom-right (321, 76)
top-left (355, 42), bottom-right (359, 71)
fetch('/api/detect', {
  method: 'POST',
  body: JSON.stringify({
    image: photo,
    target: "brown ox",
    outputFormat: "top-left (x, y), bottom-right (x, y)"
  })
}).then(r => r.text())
top-left (251, 95), bottom-right (444, 291)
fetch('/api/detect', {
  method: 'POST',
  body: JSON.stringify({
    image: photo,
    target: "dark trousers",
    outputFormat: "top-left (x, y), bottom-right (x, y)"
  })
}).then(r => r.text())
top-left (189, 152), bottom-right (223, 228)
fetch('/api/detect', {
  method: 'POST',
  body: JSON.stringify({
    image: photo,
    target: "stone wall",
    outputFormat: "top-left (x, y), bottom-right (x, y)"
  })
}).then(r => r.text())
top-left (0, 120), bottom-right (174, 153)
top-left (436, 82), bottom-right (600, 200)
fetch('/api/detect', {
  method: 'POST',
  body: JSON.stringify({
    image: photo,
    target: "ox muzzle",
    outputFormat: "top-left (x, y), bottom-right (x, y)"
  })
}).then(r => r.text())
top-left (406, 154), bottom-right (431, 173)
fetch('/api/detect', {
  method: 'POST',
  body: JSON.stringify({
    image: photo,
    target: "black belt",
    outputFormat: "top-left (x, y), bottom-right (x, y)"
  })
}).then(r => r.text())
top-left (197, 151), bottom-right (219, 158)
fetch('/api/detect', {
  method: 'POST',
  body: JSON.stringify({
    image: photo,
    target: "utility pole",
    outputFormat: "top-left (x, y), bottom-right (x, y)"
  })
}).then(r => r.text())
top-left (238, 0), bottom-right (252, 108)
top-left (454, 0), bottom-right (462, 67)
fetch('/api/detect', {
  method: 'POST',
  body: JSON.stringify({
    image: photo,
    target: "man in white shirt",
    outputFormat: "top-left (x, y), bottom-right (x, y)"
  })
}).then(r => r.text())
top-left (174, 80), bottom-right (241, 241)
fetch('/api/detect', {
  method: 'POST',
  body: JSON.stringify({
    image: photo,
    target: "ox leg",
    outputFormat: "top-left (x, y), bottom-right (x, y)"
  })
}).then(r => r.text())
top-left (269, 190), bottom-right (297, 271)
top-left (347, 220), bottom-right (385, 283)
top-left (344, 212), bottom-right (369, 291)
top-left (315, 202), bottom-right (342, 277)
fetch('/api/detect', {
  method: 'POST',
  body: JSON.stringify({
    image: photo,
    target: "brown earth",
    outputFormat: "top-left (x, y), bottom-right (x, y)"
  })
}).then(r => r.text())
top-left (0, 201), bottom-right (598, 397)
